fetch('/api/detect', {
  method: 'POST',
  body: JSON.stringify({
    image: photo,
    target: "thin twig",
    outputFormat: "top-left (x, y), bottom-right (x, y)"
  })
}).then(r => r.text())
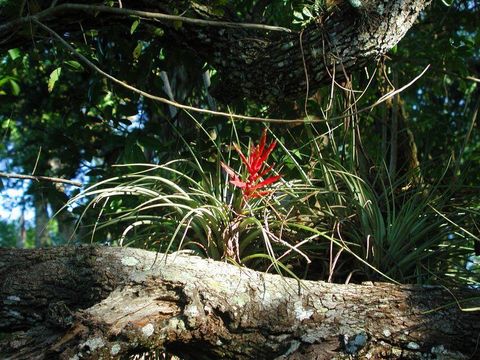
top-left (299, 29), bottom-right (310, 118)
top-left (466, 76), bottom-right (480, 83)
top-left (31, 146), bottom-right (42, 175)
top-left (389, 72), bottom-right (399, 177)
top-left (0, 3), bottom-right (292, 34)
top-left (442, 70), bottom-right (480, 84)
top-left (454, 93), bottom-right (479, 177)
top-left (0, 172), bottom-right (82, 187)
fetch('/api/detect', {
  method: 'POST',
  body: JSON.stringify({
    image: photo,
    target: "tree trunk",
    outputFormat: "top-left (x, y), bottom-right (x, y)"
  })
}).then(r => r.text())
top-left (17, 206), bottom-right (26, 249)
top-left (33, 192), bottom-right (49, 248)
top-left (47, 185), bottom-right (77, 243)
top-left (0, 0), bottom-right (431, 103)
top-left (1, 246), bottom-right (478, 360)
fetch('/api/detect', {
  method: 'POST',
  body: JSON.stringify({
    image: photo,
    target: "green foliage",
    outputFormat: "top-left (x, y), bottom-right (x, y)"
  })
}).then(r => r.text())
top-left (391, 0), bottom-right (480, 184)
top-left (47, 67), bottom-right (62, 93)
top-left (65, 114), bottom-right (479, 286)
top-left (0, 219), bottom-right (41, 248)
top-left (67, 127), bottom-right (329, 276)
top-left (314, 161), bottom-right (476, 284)
top-left (0, 220), bottom-right (18, 247)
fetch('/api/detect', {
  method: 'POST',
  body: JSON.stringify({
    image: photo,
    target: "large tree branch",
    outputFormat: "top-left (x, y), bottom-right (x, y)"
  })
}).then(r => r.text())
top-left (187, 0), bottom-right (433, 102)
top-left (0, 0), bottom-right (431, 103)
top-left (1, 246), bottom-right (479, 359)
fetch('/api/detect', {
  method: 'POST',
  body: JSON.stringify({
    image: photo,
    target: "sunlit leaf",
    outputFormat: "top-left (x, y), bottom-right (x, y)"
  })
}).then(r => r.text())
top-left (8, 48), bottom-right (21, 61)
top-left (133, 42), bottom-right (143, 60)
top-left (130, 19), bottom-right (140, 34)
top-left (9, 79), bottom-right (20, 95)
top-left (65, 60), bottom-right (83, 71)
top-left (48, 67), bottom-right (62, 92)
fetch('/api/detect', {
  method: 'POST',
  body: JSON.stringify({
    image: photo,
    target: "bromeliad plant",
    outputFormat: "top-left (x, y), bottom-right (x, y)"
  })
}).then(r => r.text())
top-left (220, 128), bottom-right (285, 263)
top-left (221, 128), bottom-right (281, 202)
top-left (277, 121), bottom-right (479, 286)
top-left (67, 127), bottom-right (321, 276)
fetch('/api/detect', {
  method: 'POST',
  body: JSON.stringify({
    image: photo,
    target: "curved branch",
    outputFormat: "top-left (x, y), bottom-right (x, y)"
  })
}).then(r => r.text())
top-left (181, 0), bottom-right (433, 102)
top-left (32, 19), bottom-right (318, 124)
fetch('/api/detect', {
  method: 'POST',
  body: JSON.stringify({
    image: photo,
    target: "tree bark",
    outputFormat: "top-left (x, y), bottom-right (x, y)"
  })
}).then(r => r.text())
top-left (33, 192), bottom-right (50, 248)
top-left (181, 0), bottom-right (432, 102)
top-left (1, 246), bottom-right (478, 360)
top-left (0, 0), bottom-right (431, 103)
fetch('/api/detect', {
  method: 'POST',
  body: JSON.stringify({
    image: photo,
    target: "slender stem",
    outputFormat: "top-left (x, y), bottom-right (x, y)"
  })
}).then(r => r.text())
top-left (388, 72), bottom-right (399, 178)
top-left (454, 92), bottom-right (479, 178)
top-left (0, 172), bottom-right (82, 187)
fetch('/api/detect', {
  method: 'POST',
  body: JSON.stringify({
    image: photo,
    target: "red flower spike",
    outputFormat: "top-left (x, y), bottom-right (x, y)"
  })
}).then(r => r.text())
top-left (250, 175), bottom-right (282, 190)
top-left (222, 130), bottom-right (281, 201)
top-left (253, 130), bottom-right (267, 170)
top-left (258, 164), bottom-right (275, 179)
top-left (233, 143), bottom-right (249, 169)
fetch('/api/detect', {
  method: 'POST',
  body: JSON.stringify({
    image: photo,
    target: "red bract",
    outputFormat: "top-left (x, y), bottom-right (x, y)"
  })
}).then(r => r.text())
top-left (221, 129), bottom-right (281, 199)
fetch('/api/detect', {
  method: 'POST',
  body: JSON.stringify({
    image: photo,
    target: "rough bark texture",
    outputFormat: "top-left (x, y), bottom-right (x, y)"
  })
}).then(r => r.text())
top-left (1, 246), bottom-right (479, 359)
top-left (184, 0), bottom-right (432, 102)
top-left (0, 0), bottom-right (431, 103)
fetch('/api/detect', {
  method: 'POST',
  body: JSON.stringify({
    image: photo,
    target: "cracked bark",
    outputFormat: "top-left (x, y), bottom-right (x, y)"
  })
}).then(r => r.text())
top-left (0, 0), bottom-right (431, 103)
top-left (1, 246), bottom-right (479, 359)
